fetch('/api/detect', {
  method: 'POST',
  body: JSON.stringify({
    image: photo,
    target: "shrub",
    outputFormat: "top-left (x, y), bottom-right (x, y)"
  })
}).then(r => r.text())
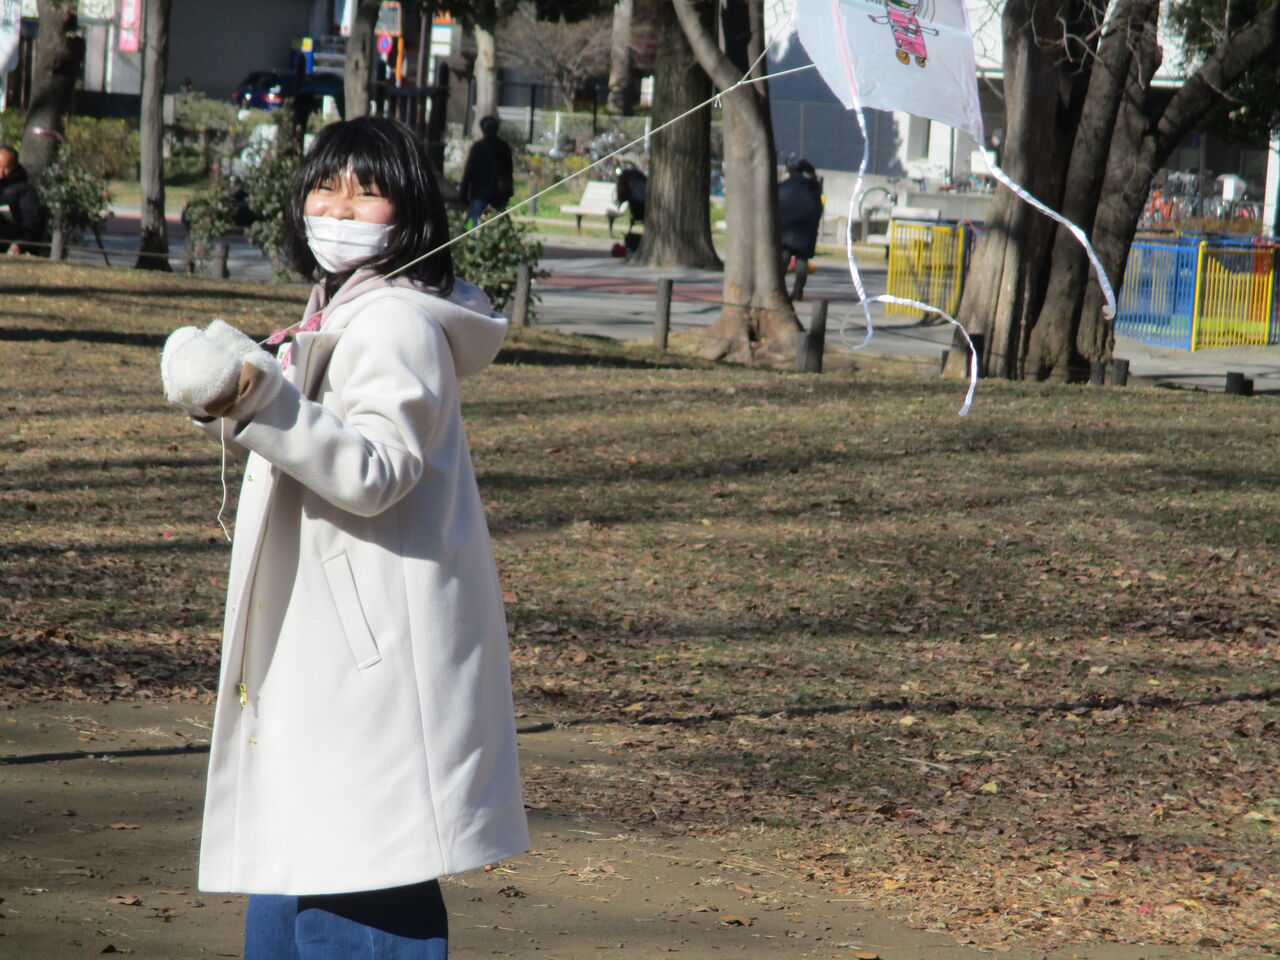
top-left (64, 117), bottom-right (140, 180)
top-left (241, 137), bottom-right (299, 279)
top-left (41, 149), bottom-right (112, 250)
top-left (0, 109), bottom-right (22, 147)
top-left (0, 113), bottom-right (139, 180)
top-left (182, 177), bottom-right (236, 275)
top-left (447, 209), bottom-right (547, 314)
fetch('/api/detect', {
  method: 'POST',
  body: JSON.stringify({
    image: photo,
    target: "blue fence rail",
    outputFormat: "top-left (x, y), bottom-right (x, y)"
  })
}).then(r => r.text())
top-left (1115, 237), bottom-right (1280, 351)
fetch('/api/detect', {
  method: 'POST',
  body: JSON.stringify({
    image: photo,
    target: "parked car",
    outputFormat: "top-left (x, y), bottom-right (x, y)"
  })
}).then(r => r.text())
top-left (232, 71), bottom-right (295, 110)
top-left (232, 70), bottom-right (344, 111)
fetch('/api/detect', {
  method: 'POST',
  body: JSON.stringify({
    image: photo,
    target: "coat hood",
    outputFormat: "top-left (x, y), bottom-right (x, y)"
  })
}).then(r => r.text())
top-left (302, 269), bottom-right (507, 379)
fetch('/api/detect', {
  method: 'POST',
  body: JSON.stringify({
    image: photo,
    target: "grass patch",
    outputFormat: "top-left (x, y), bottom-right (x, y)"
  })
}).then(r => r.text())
top-left (3, 259), bottom-right (1280, 955)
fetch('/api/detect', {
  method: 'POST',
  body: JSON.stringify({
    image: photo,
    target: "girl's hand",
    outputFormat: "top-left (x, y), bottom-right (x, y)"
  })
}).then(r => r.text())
top-left (161, 320), bottom-right (283, 420)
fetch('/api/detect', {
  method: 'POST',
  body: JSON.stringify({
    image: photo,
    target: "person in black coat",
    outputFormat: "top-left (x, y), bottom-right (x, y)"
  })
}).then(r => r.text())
top-left (777, 157), bottom-right (824, 300)
top-left (458, 116), bottom-right (514, 225)
top-left (0, 146), bottom-right (43, 256)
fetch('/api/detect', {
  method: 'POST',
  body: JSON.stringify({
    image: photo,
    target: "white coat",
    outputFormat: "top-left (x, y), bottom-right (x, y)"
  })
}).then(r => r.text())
top-left (197, 276), bottom-right (529, 895)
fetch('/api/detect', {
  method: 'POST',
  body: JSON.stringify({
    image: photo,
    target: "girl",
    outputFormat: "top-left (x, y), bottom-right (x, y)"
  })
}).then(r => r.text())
top-left (160, 116), bottom-right (529, 959)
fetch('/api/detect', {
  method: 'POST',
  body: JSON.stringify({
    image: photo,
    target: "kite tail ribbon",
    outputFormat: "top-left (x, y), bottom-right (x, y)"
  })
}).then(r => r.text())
top-left (983, 160), bottom-right (1118, 320)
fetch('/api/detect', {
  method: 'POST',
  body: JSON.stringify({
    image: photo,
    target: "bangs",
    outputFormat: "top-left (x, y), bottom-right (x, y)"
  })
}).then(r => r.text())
top-left (300, 125), bottom-right (394, 197)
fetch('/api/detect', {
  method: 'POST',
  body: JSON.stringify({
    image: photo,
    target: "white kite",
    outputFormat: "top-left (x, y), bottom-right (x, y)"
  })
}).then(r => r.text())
top-left (796, 0), bottom-right (983, 142)
top-left (789, 0), bottom-right (1116, 413)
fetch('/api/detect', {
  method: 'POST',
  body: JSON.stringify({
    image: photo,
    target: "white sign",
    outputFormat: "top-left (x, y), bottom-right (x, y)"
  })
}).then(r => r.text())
top-left (794, 0), bottom-right (984, 142)
top-left (1, 0), bottom-right (19, 75)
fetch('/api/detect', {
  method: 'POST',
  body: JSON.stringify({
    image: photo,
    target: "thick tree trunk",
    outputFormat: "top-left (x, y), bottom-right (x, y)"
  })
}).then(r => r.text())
top-left (634, 0), bottom-right (718, 269)
top-left (1024, 0), bottom-right (1155, 380)
top-left (1075, 0), bottom-right (1280, 364)
top-left (472, 24), bottom-right (498, 129)
top-left (949, 0), bottom-right (1095, 379)
top-left (957, 0), bottom-right (1279, 382)
top-left (19, 0), bottom-right (81, 182)
top-left (672, 0), bottom-right (798, 362)
top-left (345, 0), bottom-right (380, 119)
top-left (135, 0), bottom-right (171, 272)
top-left (606, 0), bottom-right (633, 115)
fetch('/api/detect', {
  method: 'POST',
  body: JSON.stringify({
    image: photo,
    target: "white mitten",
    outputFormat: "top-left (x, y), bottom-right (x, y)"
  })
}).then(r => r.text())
top-left (161, 319), bottom-right (283, 420)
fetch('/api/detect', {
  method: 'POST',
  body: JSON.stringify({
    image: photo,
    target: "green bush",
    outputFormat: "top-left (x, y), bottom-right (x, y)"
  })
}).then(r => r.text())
top-left (65, 117), bottom-right (140, 180)
top-left (447, 209), bottom-right (547, 314)
top-left (241, 137), bottom-right (299, 279)
top-left (182, 177), bottom-right (236, 275)
top-left (0, 109), bottom-right (22, 147)
top-left (41, 149), bottom-right (112, 250)
top-left (0, 113), bottom-right (139, 180)
top-left (170, 93), bottom-right (273, 177)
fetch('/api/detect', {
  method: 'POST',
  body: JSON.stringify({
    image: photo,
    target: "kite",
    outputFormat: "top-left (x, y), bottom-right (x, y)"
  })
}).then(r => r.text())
top-left (790, 0), bottom-right (1117, 413)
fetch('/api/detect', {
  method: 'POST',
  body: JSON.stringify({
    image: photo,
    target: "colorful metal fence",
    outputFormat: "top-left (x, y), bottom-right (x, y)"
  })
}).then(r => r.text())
top-left (885, 219), bottom-right (978, 317)
top-left (1116, 237), bottom-right (1280, 351)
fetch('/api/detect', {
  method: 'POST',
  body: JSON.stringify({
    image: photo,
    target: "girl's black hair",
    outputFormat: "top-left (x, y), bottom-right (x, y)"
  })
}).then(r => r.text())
top-left (284, 116), bottom-right (454, 296)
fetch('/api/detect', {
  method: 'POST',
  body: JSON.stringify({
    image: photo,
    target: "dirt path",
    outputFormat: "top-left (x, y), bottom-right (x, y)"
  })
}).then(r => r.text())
top-left (2, 701), bottom-right (1199, 959)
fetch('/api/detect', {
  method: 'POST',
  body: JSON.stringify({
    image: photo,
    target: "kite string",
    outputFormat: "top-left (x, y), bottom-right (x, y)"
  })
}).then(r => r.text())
top-left (383, 56), bottom-right (815, 283)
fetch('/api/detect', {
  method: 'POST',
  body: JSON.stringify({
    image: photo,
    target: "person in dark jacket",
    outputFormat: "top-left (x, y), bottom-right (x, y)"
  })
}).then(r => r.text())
top-left (777, 156), bottom-right (824, 301)
top-left (458, 116), bottom-right (514, 225)
top-left (0, 145), bottom-right (43, 256)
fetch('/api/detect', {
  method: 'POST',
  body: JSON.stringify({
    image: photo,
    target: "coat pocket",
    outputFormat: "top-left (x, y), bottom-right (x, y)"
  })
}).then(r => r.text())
top-left (320, 551), bottom-right (382, 669)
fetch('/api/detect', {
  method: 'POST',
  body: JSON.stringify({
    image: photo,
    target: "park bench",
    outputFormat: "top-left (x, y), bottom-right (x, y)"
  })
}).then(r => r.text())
top-left (864, 205), bottom-right (942, 257)
top-left (561, 181), bottom-right (628, 236)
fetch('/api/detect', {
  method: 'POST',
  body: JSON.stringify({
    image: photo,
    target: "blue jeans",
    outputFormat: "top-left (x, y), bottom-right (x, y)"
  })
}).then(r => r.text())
top-left (468, 197), bottom-right (492, 226)
top-left (245, 880), bottom-right (447, 959)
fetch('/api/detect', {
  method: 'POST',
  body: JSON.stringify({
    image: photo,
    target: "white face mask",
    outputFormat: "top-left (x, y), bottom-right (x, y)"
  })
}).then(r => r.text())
top-left (304, 216), bottom-right (394, 274)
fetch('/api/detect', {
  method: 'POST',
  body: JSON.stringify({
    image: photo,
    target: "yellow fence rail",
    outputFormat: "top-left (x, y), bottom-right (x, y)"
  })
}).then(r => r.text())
top-left (1190, 242), bottom-right (1278, 350)
top-left (885, 220), bottom-right (972, 317)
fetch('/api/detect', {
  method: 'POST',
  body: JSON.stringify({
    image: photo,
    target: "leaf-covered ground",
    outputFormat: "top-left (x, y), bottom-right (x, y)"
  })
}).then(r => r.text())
top-left (2, 259), bottom-right (1279, 956)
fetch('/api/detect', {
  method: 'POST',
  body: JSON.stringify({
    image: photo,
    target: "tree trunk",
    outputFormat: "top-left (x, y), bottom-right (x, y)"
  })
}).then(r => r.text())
top-left (135, 0), bottom-right (171, 272)
top-left (672, 0), bottom-right (798, 362)
top-left (1075, 0), bottom-right (1280, 365)
top-left (345, 0), bottom-right (380, 119)
top-left (634, 0), bottom-right (718, 269)
top-left (472, 23), bottom-right (498, 130)
top-left (606, 0), bottom-right (633, 115)
top-left (1023, 0), bottom-right (1155, 380)
top-left (948, 0), bottom-right (1097, 379)
top-left (19, 0), bottom-right (81, 182)
top-left (955, 0), bottom-right (1279, 383)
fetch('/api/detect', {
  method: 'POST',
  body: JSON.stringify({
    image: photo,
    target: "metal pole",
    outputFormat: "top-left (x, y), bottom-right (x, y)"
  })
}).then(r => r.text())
top-left (653, 278), bottom-right (672, 349)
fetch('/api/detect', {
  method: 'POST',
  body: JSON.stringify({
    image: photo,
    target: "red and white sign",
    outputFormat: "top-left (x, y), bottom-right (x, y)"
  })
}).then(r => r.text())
top-left (119, 0), bottom-right (141, 53)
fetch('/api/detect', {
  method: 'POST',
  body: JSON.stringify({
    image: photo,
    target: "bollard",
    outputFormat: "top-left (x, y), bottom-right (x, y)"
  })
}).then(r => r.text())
top-left (1112, 358), bottom-right (1129, 387)
top-left (511, 264), bottom-right (533, 328)
top-left (1225, 372), bottom-right (1253, 396)
top-left (794, 299), bottom-right (828, 373)
top-left (653, 278), bottom-right (672, 350)
top-left (212, 242), bottom-right (230, 279)
top-left (939, 349), bottom-right (950, 374)
top-left (1090, 361), bottom-right (1106, 386)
